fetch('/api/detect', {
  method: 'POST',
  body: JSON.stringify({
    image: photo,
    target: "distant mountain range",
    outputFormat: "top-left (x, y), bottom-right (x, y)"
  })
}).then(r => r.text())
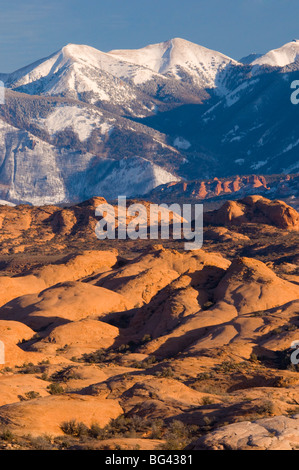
top-left (0, 38), bottom-right (298, 205)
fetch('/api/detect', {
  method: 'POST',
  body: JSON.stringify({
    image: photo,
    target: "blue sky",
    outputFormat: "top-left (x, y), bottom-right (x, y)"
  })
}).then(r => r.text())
top-left (1, 0), bottom-right (299, 71)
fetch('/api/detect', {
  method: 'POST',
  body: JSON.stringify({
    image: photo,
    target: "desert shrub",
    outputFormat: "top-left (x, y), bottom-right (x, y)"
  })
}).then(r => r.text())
top-left (101, 415), bottom-right (146, 439)
top-left (196, 372), bottom-right (213, 381)
top-left (141, 334), bottom-right (152, 343)
top-left (47, 383), bottom-right (64, 395)
top-left (201, 396), bottom-right (215, 406)
top-left (160, 420), bottom-right (199, 450)
top-left (132, 355), bottom-right (157, 369)
top-left (61, 420), bottom-right (89, 438)
top-left (28, 435), bottom-right (53, 450)
top-left (155, 367), bottom-right (174, 378)
top-left (256, 400), bottom-right (275, 416)
top-left (18, 391), bottom-right (41, 401)
top-left (0, 429), bottom-right (14, 442)
top-left (0, 367), bottom-right (13, 374)
top-left (88, 422), bottom-right (104, 439)
top-left (202, 301), bottom-right (215, 311)
top-left (80, 349), bottom-right (108, 364)
top-left (89, 415), bottom-right (164, 440)
top-left (250, 353), bottom-right (259, 363)
top-left (272, 327), bottom-right (283, 336)
top-left (56, 344), bottom-right (69, 353)
top-left (214, 361), bottom-right (249, 373)
top-left (251, 311), bottom-right (269, 317)
top-left (50, 366), bottom-right (81, 383)
top-left (18, 363), bottom-right (42, 374)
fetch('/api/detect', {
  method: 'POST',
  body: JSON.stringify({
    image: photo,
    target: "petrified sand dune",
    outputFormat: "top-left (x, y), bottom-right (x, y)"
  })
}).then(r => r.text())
top-left (122, 378), bottom-right (218, 409)
top-left (0, 197), bottom-right (298, 449)
top-left (0, 375), bottom-right (50, 407)
top-left (118, 254), bottom-right (299, 359)
top-left (0, 320), bottom-right (46, 366)
top-left (0, 320), bottom-right (35, 344)
top-left (0, 281), bottom-right (133, 330)
top-left (0, 250), bottom-right (118, 307)
top-left (214, 257), bottom-right (299, 314)
top-left (204, 196), bottom-right (299, 230)
top-left (96, 246), bottom-right (230, 307)
top-left (0, 394), bottom-right (123, 436)
top-left (32, 319), bottom-right (119, 357)
top-left (205, 227), bottom-right (250, 242)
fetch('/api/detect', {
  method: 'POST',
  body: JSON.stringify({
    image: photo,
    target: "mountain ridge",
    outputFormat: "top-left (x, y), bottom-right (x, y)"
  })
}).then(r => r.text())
top-left (0, 38), bottom-right (298, 205)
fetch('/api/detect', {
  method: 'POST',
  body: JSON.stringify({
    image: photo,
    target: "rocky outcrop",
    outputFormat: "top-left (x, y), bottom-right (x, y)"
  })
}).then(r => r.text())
top-left (204, 196), bottom-right (299, 230)
top-left (149, 175), bottom-right (270, 201)
top-left (148, 174), bottom-right (299, 211)
top-left (187, 415), bottom-right (299, 450)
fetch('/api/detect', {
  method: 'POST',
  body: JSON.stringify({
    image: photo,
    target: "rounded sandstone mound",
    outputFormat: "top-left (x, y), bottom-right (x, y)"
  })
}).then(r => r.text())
top-left (32, 319), bottom-right (119, 357)
top-left (0, 281), bottom-right (133, 330)
top-left (187, 414), bottom-right (299, 450)
top-left (0, 394), bottom-right (123, 437)
top-left (214, 257), bottom-right (299, 314)
top-left (0, 250), bottom-right (118, 307)
top-left (204, 196), bottom-right (299, 230)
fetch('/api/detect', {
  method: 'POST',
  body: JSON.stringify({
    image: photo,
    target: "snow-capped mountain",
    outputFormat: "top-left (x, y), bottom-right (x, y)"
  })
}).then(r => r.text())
top-left (109, 38), bottom-right (243, 93)
top-left (2, 44), bottom-right (160, 117)
top-left (252, 39), bottom-right (299, 67)
top-left (0, 38), bottom-right (298, 205)
top-left (2, 39), bottom-right (246, 116)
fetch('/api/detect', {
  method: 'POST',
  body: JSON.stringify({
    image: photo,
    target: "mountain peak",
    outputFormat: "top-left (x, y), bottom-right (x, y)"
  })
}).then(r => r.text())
top-left (109, 38), bottom-right (238, 76)
top-left (252, 40), bottom-right (299, 67)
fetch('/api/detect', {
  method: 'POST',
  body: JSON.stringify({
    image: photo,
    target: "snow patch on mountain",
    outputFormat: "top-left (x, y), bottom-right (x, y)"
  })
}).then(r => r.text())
top-left (35, 105), bottom-right (114, 141)
top-left (225, 78), bottom-right (260, 107)
top-left (0, 117), bottom-right (179, 205)
top-left (251, 160), bottom-right (268, 170)
top-left (173, 137), bottom-right (191, 150)
top-left (83, 157), bottom-right (180, 201)
top-left (0, 200), bottom-right (15, 206)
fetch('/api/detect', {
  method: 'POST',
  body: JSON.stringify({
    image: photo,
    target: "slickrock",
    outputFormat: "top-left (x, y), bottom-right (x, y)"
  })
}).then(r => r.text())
top-left (205, 196), bottom-right (299, 230)
top-left (214, 257), bottom-right (299, 314)
top-left (0, 281), bottom-right (133, 330)
top-left (96, 245), bottom-right (230, 307)
top-left (32, 319), bottom-right (119, 357)
top-left (0, 200), bottom-right (298, 450)
top-left (187, 414), bottom-right (299, 450)
top-left (0, 250), bottom-right (118, 307)
top-left (0, 375), bottom-right (50, 406)
top-left (0, 394), bottom-right (123, 436)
